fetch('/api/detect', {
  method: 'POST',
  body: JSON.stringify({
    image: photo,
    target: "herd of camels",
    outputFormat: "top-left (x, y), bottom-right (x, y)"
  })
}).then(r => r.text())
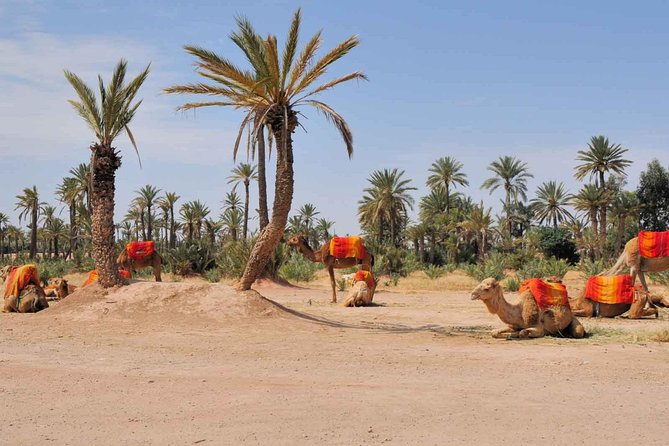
top-left (3, 233), bottom-right (669, 340)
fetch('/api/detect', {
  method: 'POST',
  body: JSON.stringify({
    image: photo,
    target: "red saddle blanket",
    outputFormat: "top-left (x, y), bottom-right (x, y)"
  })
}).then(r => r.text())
top-left (329, 236), bottom-right (366, 260)
top-left (4, 264), bottom-right (41, 298)
top-left (354, 270), bottom-right (375, 289)
top-left (126, 241), bottom-right (155, 261)
top-left (519, 278), bottom-right (570, 311)
top-left (83, 269), bottom-right (132, 287)
top-left (584, 274), bottom-right (634, 305)
top-left (638, 231), bottom-right (669, 258)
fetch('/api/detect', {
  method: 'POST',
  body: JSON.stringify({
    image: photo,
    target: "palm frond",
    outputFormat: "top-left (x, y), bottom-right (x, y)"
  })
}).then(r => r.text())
top-left (263, 35), bottom-right (281, 97)
top-left (124, 125), bottom-right (142, 168)
top-left (294, 71), bottom-right (367, 102)
top-left (281, 8), bottom-right (301, 89)
top-left (64, 70), bottom-right (102, 138)
top-left (285, 31), bottom-right (322, 94)
top-left (305, 100), bottom-right (353, 158)
top-left (230, 16), bottom-right (270, 79)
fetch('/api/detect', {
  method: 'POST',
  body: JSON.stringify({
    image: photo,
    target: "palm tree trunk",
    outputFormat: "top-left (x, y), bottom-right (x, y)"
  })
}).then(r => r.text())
top-left (90, 144), bottom-right (122, 287)
top-left (69, 200), bottom-right (76, 260)
top-left (30, 207), bottom-right (37, 259)
top-left (243, 180), bottom-right (250, 239)
top-left (170, 207), bottom-right (176, 248)
top-left (140, 210), bottom-right (147, 241)
top-left (54, 236), bottom-right (59, 259)
top-left (257, 124), bottom-right (269, 230)
top-left (147, 204), bottom-right (153, 241)
top-left (239, 114), bottom-right (296, 290)
top-left (599, 171), bottom-right (607, 258)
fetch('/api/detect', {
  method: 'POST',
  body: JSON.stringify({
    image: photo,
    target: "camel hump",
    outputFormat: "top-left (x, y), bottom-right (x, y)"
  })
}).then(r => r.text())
top-left (638, 230), bottom-right (669, 258)
top-left (329, 236), bottom-right (366, 259)
top-left (519, 278), bottom-right (569, 310)
top-left (584, 274), bottom-right (634, 304)
top-left (126, 241), bottom-right (156, 260)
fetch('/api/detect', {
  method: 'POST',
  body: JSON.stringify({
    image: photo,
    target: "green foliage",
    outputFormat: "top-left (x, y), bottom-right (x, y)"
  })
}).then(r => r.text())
top-left (384, 273), bottom-right (400, 287)
top-left (537, 227), bottom-right (578, 263)
top-left (336, 277), bottom-right (347, 291)
top-left (579, 258), bottom-right (606, 277)
top-left (165, 241), bottom-right (216, 275)
top-left (650, 271), bottom-right (669, 286)
top-left (518, 258), bottom-right (571, 281)
top-left (203, 268), bottom-right (222, 283)
top-left (216, 240), bottom-right (253, 279)
top-left (402, 251), bottom-right (424, 275)
top-left (377, 246), bottom-right (406, 276)
top-left (637, 159), bottom-right (669, 231)
top-left (503, 276), bottom-right (520, 292)
top-left (279, 253), bottom-right (319, 282)
top-left (424, 264), bottom-right (449, 279)
top-left (462, 252), bottom-right (507, 281)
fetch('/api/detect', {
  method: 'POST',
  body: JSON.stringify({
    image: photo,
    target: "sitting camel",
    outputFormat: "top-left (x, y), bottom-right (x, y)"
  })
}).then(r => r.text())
top-left (43, 278), bottom-right (74, 300)
top-left (604, 232), bottom-right (669, 292)
top-left (116, 241), bottom-right (163, 282)
top-left (471, 277), bottom-right (585, 339)
top-left (1, 265), bottom-right (49, 313)
top-left (287, 235), bottom-right (373, 303)
top-left (570, 274), bottom-right (658, 319)
top-left (342, 271), bottom-right (377, 307)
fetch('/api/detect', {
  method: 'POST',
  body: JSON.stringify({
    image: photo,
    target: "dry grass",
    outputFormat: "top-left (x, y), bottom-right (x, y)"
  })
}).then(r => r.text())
top-left (649, 329), bottom-right (669, 342)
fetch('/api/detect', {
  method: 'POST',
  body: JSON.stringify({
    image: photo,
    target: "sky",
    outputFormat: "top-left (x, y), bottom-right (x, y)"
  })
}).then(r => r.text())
top-left (1, 0), bottom-right (668, 236)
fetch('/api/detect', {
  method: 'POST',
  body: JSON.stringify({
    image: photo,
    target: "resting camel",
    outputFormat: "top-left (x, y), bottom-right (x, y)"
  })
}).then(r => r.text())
top-left (117, 244), bottom-right (163, 282)
top-left (471, 278), bottom-right (585, 339)
top-left (43, 278), bottom-right (74, 300)
top-left (1, 265), bottom-right (49, 313)
top-left (570, 289), bottom-right (657, 318)
top-left (604, 235), bottom-right (669, 292)
top-left (342, 271), bottom-right (377, 307)
top-left (287, 235), bottom-right (373, 303)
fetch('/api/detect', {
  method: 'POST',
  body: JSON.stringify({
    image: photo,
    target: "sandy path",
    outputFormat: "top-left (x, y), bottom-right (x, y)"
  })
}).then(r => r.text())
top-left (2, 280), bottom-right (669, 445)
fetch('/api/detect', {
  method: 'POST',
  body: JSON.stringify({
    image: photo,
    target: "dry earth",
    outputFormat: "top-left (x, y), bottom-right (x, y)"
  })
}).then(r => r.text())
top-left (2, 270), bottom-right (669, 445)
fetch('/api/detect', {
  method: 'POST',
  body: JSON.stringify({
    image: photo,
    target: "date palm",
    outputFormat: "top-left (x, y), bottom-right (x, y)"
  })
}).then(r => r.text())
top-left (6, 225), bottom-right (23, 256)
top-left (0, 212), bottom-right (8, 260)
top-left (481, 156), bottom-right (533, 234)
top-left (165, 9), bottom-right (365, 290)
top-left (570, 184), bottom-right (607, 253)
top-left (158, 192), bottom-right (180, 248)
top-left (609, 191), bottom-right (641, 252)
top-left (56, 177), bottom-right (82, 259)
top-left (574, 136), bottom-right (631, 256)
top-left (297, 203), bottom-right (319, 246)
top-left (530, 181), bottom-right (573, 227)
top-left (15, 186), bottom-right (44, 259)
top-left (227, 163), bottom-right (257, 240)
top-left (460, 202), bottom-right (493, 261)
top-left (135, 185), bottom-right (161, 241)
top-left (69, 163), bottom-right (92, 214)
top-left (426, 156), bottom-right (468, 211)
top-left (64, 59), bottom-right (150, 286)
top-left (314, 218), bottom-right (334, 245)
top-left (358, 169), bottom-right (416, 246)
top-left (221, 208), bottom-right (243, 241)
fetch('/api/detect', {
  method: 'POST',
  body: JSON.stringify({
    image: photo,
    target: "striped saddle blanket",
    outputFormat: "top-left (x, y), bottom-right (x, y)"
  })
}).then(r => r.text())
top-left (638, 231), bottom-right (669, 258)
top-left (127, 241), bottom-right (155, 261)
top-left (329, 236), bottom-right (366, 260)
top-left (584, 274), bottom-right (634, 305)
top-left (519, 278), bottom-right (570, 310)
top-left (4, 264), bottom-right (41, 298)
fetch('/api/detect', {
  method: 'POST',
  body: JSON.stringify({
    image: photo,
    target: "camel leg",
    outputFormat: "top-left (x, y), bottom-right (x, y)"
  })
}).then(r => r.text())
top-left (491, 327), bottom-right (519, 338)
top-left (650, 295), bottom-right (669, 307)
top-left (637, 271), bottom-right (651, 293)
top-left (627, 293), bottom-right (657, 319)
top-left (153, 260), bottom-right (162, 282)
top-left (328, 265), bottom-right (336, 303)
top-left (517, 326), bottom-right (545, 339)
top-left (566, 318), bottom-right (586, 338)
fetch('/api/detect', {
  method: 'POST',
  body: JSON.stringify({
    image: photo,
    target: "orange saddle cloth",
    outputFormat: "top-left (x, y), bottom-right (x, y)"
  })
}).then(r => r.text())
top-left (584, 274), bottom-right (634, 305)
top-left (329, 236), bottom-right (366, 260)
top-left (4, 264), bottom-right (41, 298)
top-left (519, 278), bottom-right (570, 311)
top-left (354, 270), bottom-right (375, 289)
top-left (126, 241), bottom-right (155, 261)
top-left (83, 269), bottom-right (132, 287)
top-left (638, 231), bottom-right (669, 258)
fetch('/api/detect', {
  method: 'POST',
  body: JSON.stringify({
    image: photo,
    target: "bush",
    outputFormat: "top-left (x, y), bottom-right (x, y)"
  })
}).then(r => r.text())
top-left (518, 257), bottom-right (571, 282)
top-left (462, 252), bottom-right (507, 281)
top-left (579, 258), bottom-right (606, 278)
top-left (165, 241), bottom-right (216, 275)
top-left (538, 227), bottom-right (579, 264)
top-left (424, 264), bottom-right (446, 279)
top-left (503, 276), bottom-right (520, 292)
top-left (279, 253), bottom-right (320, 282)
top-left (203, 268), bottom-right (222, 283)
top-left (216, 240), bottom-right (252, 278)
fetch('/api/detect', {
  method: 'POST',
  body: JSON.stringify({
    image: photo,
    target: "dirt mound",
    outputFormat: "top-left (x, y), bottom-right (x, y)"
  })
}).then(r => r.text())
top-left (41, 281), bottom-right (284, 322)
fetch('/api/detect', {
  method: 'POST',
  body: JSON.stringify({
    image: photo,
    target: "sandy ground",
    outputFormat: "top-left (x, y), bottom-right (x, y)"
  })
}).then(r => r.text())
top-left (2, 271), bottom-right (669, 445)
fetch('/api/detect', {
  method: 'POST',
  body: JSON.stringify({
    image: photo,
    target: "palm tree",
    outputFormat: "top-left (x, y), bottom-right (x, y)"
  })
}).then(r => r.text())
top-left (204, 218), bottom-right (223, 245)
top-left (481, 156), bottom-right (533, 233)
top-left (15, 186), bottom-right (44, 259)
top-left (158, 192), bottom-right (180, 248)
top-left (314, 218), bottom-right (334, 245)
top-left (64, 59), bottom-right (150, 286)
top-left (574, 136), bottom-right (632, 257)
top-left (6, 225), bottom-right (23, 256)
top-left (0, 212), bottom-right (8, 260)
top-left (426, 156), bottom-right (468, 211)
top-left (609, 191), bottom-right (641, 252)
top-left (297, 203), bottom-right (320, 246)
top-left (45, 218), bottom-right (68, 259)
top-left (165, 9), bottom-right (365, 290)
top-left (227, 163), bottom-right (257, 240)
top-left (221, 208), bottom-right (243, 241)
top-left (358, 169), bottom-right (416, 246)
top-left (135, 185), bottom-right (161, 241)
top-left (570, 184), bottom-right (606, 252)
top-left (40, 204), bottom-right (58, 257)
top-left (530, 181), bottom-right (573, 227)
top-left (69, 163), bottom-right (91, 214)
top-left (460, 202), bottom-right (493, 261)
top-left (56, 177), bottom-right (82, 259)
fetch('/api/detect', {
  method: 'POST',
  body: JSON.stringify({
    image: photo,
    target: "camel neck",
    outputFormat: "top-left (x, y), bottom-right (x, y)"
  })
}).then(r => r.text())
top-left (484, 288), bottom-right (521, 326)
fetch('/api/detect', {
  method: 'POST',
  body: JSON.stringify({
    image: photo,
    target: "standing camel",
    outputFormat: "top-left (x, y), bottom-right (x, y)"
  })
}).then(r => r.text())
top-left (286, 235), bottom-right (373, 303)
top-left (604, 232), bottom-right (669, 292)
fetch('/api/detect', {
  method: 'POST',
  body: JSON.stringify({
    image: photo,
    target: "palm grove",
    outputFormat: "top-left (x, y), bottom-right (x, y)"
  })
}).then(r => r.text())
top-left (2, 11), bottom-right (669, 288)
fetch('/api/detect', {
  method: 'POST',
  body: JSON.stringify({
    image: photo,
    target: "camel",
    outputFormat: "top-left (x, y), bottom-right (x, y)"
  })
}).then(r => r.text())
top-left (604, 235), bottom-right (669, 292)
top-left (43, 278), bottom-right (74, 300)
top-left (287, 235), bottom-right (373, 303)
top-left (342, 271), bottom-right (377, 307)
top-left (569, 288), bottom-right (658, 318)
top-left (117, 244), bottom-right (163, 282)
top-left (471, 278), bottom-right (585, 339)
top-left (1, 265), bottom-right (49, 313)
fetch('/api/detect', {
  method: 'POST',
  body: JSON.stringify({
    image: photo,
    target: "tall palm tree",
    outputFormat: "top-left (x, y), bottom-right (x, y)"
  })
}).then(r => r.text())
top-left (227, 163), bottom-right (257, 240)
top-left (426, 156), bottom-right (468, 211)
top-left (460, 202), bottom-right (493, 261)
top-left (135, 185), bottom-right (161, 241)
top-left (158, 192), bottom-right (180, 248)
top-left (314, 217), bottom-right (334, 245)
top-left (358, 169), bottom-right (416, 246)
top-left (204, 218), bottom-right (223, 246)
top-left (6, 225), bottom-right (23, 256)
top-left (15, 186), bottom-right (44, 259)
top-left (221, 208), bottom-right (243, 242)
top-left (609, 191), bottom-right (641, 252)
top-left (297, 203), bottom-right (319, 246)
top-left (45, 218), bottom-right (68, 259)
top-left (570, 184), bottom-right (606, 248)
top-left (165, 9), bottom-right (365, 290)
top-left (574, 136), bottom-right (632, 257)
top-left (64, 59), bottom-right (150, 286)
top-left (56, 177), bottom-right (81, 259)
top-left (0, 212), bottom-right (8, 260)
top-left (530, 181), bottom-right (573, 227)
top-left (481, 156), bottom-right (533, 234)
top-left (69, 163), bottom-right (91, 214)
top-left (40, 204), bottom-right (58, 257)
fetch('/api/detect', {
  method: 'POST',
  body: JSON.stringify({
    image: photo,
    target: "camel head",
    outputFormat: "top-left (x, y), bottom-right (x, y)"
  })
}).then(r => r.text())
top-left (471, 277), bottom-right (500, 301)
top-left (286, 234), bottom-right (309, 250)
top-left (47, 277), bottom-right (69, 299)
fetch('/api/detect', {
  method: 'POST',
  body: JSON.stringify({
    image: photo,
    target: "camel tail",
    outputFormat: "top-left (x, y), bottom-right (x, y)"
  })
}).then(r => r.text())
top-left (600, 251), bottom-right (627, 276)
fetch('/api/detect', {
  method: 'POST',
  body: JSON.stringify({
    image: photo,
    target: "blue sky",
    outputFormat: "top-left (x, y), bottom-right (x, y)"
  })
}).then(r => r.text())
top-left (1, 0), bottom-right (668, 236)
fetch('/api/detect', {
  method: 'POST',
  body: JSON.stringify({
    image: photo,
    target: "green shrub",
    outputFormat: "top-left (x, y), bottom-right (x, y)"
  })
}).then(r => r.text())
top-left (165, 241), bottom-right (216, 275)
top-left (424, 264), bottom-right (446, 279)
top-left (384, 273), bottom-right (400, 287)
top-left (538, 227), bottom-right (579, 264)
top-left (579, 258), bottom-right (606, 278)
top-left (518, 257), bottom-right (571, 281)
top-left (216, 240), bottom-right (252, 278)
top-left (203, 268), bottom-right (222, 283)
top-left (279, 253), bottom-right (319, 282)
top-left (504, 276), bottom-right (520, 292)
top-left (462, 252), bottom-right (507, 281)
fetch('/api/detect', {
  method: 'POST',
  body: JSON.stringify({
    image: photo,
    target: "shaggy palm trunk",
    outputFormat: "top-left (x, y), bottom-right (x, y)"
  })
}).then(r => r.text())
top-left (598, 171), bottom-right (607, 259)
top-left (239, 108), bottom-right (296, 290)
top-left (140, 210), bottom-right (147, 241)
top-left (29, 207), bottom-right (37, 259)
top-left (169, 207), bottom-right (176, 248)
top-left (147, 204), bottom-right (153, 241)
top-left (54, 236), bottom-right (59, 259)
top-left (69, 200), bottom-right (76, 260)
top-left (243, 180), bottom-right (250, 239)
top-left (257, 125), bottom-right (269, 231)
top-left (0, 232), bottom-right (4, 260)
top-left (90, 144), bottom-right (122, 287)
